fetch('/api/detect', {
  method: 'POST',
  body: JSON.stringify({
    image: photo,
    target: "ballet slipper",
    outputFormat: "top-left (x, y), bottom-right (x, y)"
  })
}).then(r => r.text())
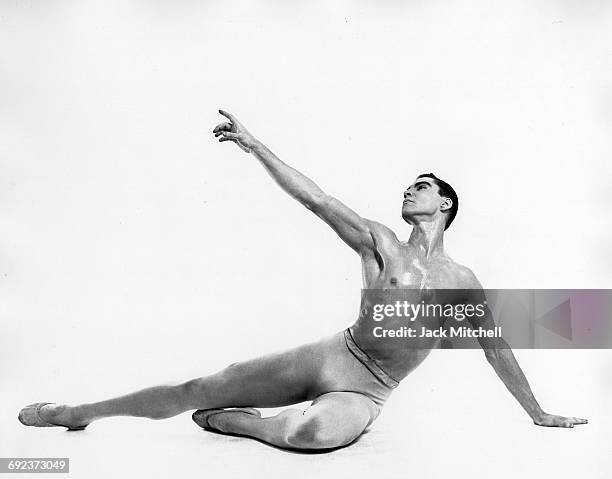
top-left (192, 407), bottom-right (261, 431)
top-left (18, 402), bottom-right (87, 431)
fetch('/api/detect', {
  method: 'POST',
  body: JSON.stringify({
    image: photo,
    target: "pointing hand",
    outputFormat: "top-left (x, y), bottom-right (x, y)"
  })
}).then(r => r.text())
top-left (213, 110), bottom-right (256, 153)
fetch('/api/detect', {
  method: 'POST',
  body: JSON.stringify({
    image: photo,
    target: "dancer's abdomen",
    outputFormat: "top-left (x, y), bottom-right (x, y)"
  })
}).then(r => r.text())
top-left (348, 289), bottom-right (443, 383)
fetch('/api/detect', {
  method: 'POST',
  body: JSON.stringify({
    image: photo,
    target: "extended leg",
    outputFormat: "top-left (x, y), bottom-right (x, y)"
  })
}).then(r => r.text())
top-left (193, 392), bottom-right (379, 450)
top-left (19, 340), bottom-right (326, 430)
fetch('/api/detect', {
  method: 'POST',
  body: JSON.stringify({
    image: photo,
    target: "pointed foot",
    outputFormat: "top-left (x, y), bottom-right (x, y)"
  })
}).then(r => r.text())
top-left (18, 403), bottom-right (88, 431)
top-left (192, 407), bottom-right (261, 430)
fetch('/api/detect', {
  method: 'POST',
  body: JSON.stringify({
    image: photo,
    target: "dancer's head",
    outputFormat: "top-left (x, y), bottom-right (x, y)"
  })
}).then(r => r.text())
top-left (401, 173), bottom-right (458, 230)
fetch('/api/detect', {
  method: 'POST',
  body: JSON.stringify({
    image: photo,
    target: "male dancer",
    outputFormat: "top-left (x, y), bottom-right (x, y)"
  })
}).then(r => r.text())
top-left (19, 110), bottom-right (587, 450)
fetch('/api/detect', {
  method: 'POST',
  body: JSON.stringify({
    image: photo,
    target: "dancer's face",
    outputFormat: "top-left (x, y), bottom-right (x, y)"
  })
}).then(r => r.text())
top-left (401, 178), bottom-right (450, 222)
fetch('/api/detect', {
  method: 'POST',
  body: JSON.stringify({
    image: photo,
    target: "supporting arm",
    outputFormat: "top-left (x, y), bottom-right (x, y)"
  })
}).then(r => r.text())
top-left (461, 272), bottom-right (588, 428)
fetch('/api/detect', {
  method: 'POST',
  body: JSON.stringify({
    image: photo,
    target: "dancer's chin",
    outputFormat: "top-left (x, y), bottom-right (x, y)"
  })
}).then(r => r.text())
top-left (401, 213), bottom-right (415, 225)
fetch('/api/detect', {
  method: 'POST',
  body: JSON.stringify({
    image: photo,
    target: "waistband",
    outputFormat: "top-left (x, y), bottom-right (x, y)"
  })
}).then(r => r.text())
top-left (343, 328), bottom-right (400, 389)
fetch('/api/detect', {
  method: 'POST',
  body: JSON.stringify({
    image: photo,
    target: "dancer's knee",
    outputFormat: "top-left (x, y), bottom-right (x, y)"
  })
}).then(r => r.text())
top-left (181, 377), bottom-right (201, 397)
top-left (285, 414), bottom-right (356, 450)
top-left (180, 365), bottom-right (238, 407)
top-left (180, 377), bottom-right (214, 408)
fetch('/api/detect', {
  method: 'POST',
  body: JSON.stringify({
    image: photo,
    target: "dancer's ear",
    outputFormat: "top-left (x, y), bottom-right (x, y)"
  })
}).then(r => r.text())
top-left (440, 197), bottom-right (453, 213)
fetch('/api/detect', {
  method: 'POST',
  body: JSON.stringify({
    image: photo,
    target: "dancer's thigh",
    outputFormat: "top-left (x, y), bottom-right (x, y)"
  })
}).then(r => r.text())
top-left (191, 338), bottom-right (330, 409)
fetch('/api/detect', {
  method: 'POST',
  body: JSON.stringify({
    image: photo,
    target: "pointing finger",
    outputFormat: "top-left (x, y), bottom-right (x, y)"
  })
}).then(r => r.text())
top-left (219, 109), bottom-right (238, 123)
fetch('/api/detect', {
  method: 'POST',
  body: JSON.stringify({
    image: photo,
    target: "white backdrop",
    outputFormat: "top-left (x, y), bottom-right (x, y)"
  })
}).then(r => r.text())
top-left (1, 1), bottom-right (611, 478)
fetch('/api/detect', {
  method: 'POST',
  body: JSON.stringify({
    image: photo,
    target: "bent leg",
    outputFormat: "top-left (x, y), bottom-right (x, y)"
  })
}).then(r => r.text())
top-left (199, 392), bottom-right (379, 450)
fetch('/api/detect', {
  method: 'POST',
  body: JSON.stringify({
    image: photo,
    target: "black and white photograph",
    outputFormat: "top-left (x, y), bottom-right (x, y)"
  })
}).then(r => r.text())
top-left (2, 2), bottom-right (611, 478)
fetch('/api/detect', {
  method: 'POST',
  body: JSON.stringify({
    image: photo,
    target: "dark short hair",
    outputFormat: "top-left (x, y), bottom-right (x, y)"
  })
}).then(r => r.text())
top-left (417, 173), bottom-right (459, 230)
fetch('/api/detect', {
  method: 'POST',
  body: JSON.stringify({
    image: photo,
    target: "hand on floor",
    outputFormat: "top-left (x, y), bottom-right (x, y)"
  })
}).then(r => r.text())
top-left (533, 413), bottom-right (588, 428)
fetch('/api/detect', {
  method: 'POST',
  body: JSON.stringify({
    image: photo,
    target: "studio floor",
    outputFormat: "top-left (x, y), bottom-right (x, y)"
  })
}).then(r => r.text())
top-left (3, 350), bottom-right (610, 479)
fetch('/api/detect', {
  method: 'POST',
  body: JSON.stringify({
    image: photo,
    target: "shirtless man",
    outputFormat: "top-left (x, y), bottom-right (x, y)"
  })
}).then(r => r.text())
top-left (18, 110), bottom-right (587, 449)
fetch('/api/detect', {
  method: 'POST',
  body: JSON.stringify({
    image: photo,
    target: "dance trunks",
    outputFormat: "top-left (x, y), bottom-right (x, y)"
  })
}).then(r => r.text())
top-left (343, 328), bottom-right (400, 390)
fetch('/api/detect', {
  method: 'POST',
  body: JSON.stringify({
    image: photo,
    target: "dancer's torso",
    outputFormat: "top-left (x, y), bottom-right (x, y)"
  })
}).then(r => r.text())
top-left (349, 224), bottom-right (474, 382)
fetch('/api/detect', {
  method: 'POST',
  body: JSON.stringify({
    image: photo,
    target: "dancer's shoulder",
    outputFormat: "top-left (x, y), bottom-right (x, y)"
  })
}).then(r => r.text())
top-left (448, 262), bottom-right (482, 289)
top-left (364, 220), bottom-right (398, 240)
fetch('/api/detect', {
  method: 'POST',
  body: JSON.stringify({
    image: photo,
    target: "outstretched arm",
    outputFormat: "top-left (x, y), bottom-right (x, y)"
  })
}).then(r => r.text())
top-left (462, 272), bottom-right (588, 428)
top-left (213, 110), bottom-right (377, 255)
